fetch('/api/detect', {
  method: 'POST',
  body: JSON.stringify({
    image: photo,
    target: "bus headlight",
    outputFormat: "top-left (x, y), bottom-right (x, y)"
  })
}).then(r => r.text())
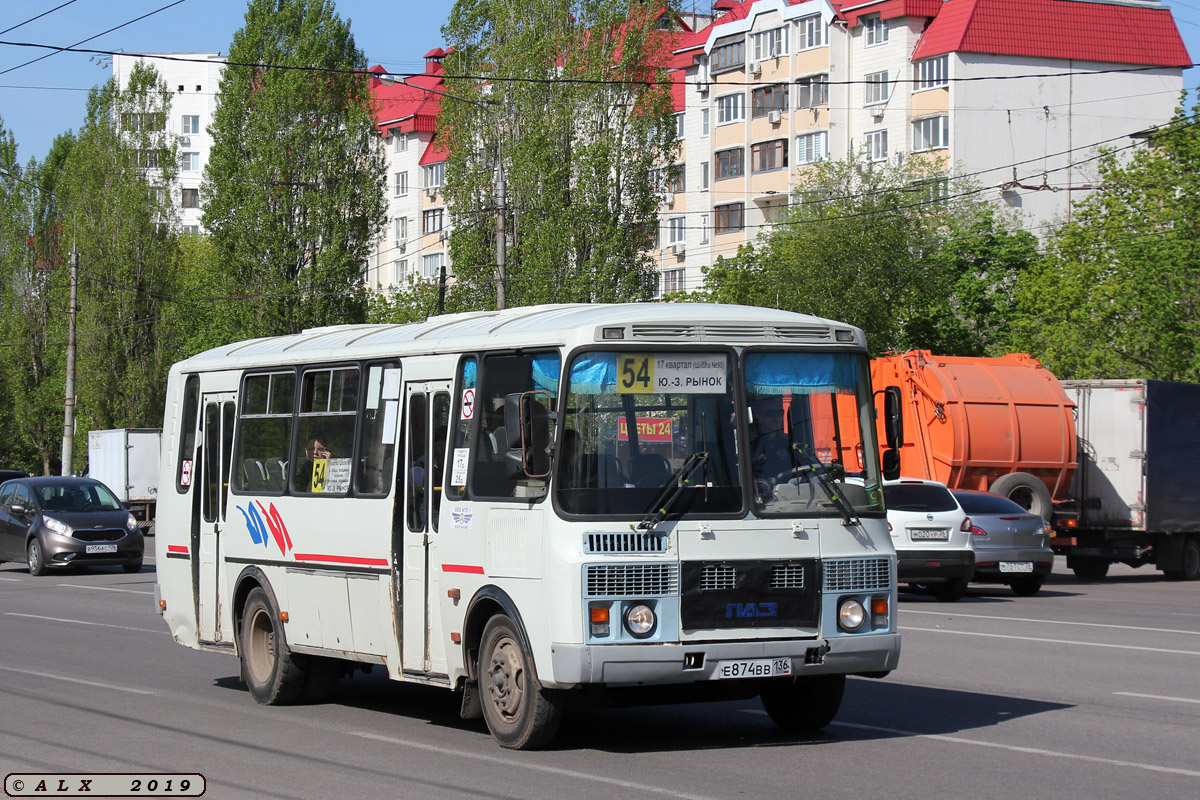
top-left (838, 598), bottom-right (866, 632)
top-left (623, 603), bottom-right (657, 638)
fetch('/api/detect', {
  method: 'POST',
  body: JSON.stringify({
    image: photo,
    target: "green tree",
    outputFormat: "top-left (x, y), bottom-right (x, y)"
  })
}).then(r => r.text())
top-left (697, 152), bottom-right (1034, 355)
top-left (203, 0), bottom-right (386, 338)
top-left (440, 0), bottom-right (679, 308)
top-left (1012, 106), bottom-right (1200, 380)
top-left (56, 63), bottom-right (180, 466)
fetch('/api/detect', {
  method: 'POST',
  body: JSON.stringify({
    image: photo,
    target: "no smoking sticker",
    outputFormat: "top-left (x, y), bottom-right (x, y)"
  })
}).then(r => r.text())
top-left (462, 388), bottom-right (475, 419)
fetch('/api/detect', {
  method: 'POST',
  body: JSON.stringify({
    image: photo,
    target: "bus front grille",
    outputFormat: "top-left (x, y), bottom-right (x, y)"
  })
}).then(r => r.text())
top-left (584, 563), bottom-right (679, 598)
top-left (822, 558), bottom-right (892, 592)
top-left (584, 531), bottom-right (668, 555)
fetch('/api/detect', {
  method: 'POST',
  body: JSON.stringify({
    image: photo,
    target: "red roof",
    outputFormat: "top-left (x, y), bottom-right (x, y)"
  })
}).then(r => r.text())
top-left (418, 134), bottom-right (447, 165)
top-left (369, 59), bottom-right (444, 136)
top-left (912, 0), bottom-right (1189, 67)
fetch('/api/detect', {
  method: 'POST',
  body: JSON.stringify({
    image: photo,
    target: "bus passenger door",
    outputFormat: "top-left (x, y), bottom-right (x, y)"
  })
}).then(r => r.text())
top-left (197, 393), bottom-right (236, 643)
top-left (400, 382), bottom-right (450, 674)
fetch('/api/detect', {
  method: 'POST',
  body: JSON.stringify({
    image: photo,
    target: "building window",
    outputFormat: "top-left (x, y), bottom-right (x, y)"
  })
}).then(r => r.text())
top-left (394, 259), bottom-right (409, 283)
top-left (181, 115), bottom-right (200, 134)
top-left (668, 165), bottom-right (685, 193)
top-left (394, 133), bottom-right (408, 152)
top-left (710, 37), bottom-right (745, 73)
top-left (394, 171), bottom-right (408, 196)
top-left (180, 152), bottom-right (199, 171)
top-left (674, 112), bottom-right (685, 139)
top-left (182, 225), bottom-right (200, 235)
top-left (123, 113), bottom-right (165, 133)
top-left (667, 216), bottom-right (686, 245)
top-left (865, 71), bottom-right (889, 105)
top-left (700, 214), bottom-right (709, 243)
top-left (716, 93), bottom-right (745, 124)
top-left (796, 131), bottom-right (828, 165)
top-left (751, 139), bottom-right (787, 172)
top-left (423, 208), bottom-right (444, 234)
top-left (714, 203), bottom-right (744, 234)
top-left (701, 161), bottom-right (709, 189)
top-left (424, 162), bottom-right (444, 188)
top-left (422, 253), bottom-right (445, 279)
top-left (701, 108), bottom-right (710, 136)
top-left (795, 74), bottom-right (829, 109)
top-left (797, 15), bottom-right (826, 50)
top-left (915, 178), bottom-right (950, 203)
top-left (715, 147), bottom-right (744, 179)
top-left (181, 188), bottom-right (199, 208)
top-left (136, 150), bottom-right (161, 170)
top-left (661, 268), bottom-right (686, 295)
top-left (752, 27), bottom-right (788, 61)
top-left (864, 14), bottom-right (889, 46)
top-left (915, 56), bottom-right (949, 90)
top-left (913, 116), bottom-right (950, 151)
top-left (393, 216), bottom-right (408, 245)
top-left (864, 130), bottom-right (888, 162)
top-left (752, 84), bottom-right (788, 117)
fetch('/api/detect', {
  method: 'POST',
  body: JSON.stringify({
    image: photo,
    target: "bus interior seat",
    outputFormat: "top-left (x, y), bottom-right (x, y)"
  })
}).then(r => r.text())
top-left (242, 458), bottom-right (269, 491)
top-left (629, 453), bottom-right (671, 488)
top-left (262, 458), bottom-right (286, 491)
top-left (578, 454), bottom-right (626, 488)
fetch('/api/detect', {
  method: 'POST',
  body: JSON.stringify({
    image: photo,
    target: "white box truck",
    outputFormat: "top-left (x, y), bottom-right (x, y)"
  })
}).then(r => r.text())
top-left (87, 428), bottom-right (162, 534)
top-left (1051, 380), bottom-right (1200, 581)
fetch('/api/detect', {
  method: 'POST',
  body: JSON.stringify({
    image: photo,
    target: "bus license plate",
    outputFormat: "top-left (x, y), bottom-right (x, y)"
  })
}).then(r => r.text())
top-left (716, 658), bottom-right (792, 679)
top-left (86, 544), bottom-right (118, 554)
top-left (999, 561), bottom-right (1033, 573)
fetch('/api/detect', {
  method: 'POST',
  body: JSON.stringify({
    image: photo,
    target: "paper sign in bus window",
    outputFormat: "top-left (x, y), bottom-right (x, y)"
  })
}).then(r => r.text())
top-left (617, 353), bottom-right (726, 394)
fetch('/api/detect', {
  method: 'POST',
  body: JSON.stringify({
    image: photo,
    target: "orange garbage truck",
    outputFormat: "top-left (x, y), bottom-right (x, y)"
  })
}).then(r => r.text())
top-left (867, 351), bottom-right (1077, 520)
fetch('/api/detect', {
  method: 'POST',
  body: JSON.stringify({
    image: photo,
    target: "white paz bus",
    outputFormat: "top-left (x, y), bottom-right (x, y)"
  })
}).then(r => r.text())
top-left (154, 303), bottom-right (901, 749)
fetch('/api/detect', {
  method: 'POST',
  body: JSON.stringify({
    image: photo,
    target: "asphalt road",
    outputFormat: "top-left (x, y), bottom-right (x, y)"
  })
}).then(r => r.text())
top-left (1, 554), bottom-right (1198, 800)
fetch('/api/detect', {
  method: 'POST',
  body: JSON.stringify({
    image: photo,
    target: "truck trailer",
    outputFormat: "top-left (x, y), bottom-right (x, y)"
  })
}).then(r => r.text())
top-left (87, 428), bottom-right (162, 534)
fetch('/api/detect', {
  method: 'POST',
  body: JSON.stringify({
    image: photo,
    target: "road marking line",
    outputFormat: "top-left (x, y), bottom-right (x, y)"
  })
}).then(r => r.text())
top-left (900, 625), bottom-right (1200, 656)
top-left (56, 583), bottom-right (154, 595)
top-left (0, 664), bottom-right (157, 695)
top-left (830, 720), bottom-right (1200, 778)
top-left (0, 578), bottom-right (21, 582)
top-left (1114, 692), bottom-right (1200, 705)
top-left (347, 731), bottom-right (724, 800)
top-left (5, 612), bottom-right (169, 635)
top-left (902, 608), bottom-right (1200, 637)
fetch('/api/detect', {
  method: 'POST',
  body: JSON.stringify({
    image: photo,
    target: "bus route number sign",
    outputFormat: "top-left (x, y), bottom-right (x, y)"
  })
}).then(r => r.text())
top-left (617, 354), bottom-right (726, 395)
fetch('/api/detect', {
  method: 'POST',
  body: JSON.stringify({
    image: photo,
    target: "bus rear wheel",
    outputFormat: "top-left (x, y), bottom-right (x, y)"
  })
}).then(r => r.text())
top-left (760, 673), bottom-right (845, 732)
top-left (240, 587), bottom-right (306, 705)
top-left (478, 616), bottom-right (561, 750)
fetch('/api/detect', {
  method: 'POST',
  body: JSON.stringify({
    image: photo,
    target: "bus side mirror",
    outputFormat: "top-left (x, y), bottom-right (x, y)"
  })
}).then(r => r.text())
top-left (883, 385), bottom-right (904, 449)
top-left (503, 391), bottom-right (551, 479)
top-left (882, 448), bottom-right (901, 481)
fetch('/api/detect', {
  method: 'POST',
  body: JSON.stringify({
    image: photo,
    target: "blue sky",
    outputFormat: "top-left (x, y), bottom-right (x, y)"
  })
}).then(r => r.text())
top-left (0, 0), bottom-right (449, 163)
top-left (1, 0), bottom-right (1199, 165)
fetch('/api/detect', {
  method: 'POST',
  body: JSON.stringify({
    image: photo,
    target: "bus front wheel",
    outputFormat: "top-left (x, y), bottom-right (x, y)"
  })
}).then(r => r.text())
top-left (478, 616), bottom-right (562, 750)
top-left (240, 587), bottom-right (307, 705)
top-left (760, 673), bottom-right (845, 732)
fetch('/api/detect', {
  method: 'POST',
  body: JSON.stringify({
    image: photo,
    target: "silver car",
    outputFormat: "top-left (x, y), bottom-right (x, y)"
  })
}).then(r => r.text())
top-left (953, 489), bottom-right (1053, 596)
top-left (883, 478), bottom-right (974, 602)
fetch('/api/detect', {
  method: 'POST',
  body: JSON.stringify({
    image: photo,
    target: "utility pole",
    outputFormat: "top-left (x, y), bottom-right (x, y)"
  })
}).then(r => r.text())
top-left (61, 249), bottom-right (79, 475)
top-left (495, 153), bottom-right (507, 310)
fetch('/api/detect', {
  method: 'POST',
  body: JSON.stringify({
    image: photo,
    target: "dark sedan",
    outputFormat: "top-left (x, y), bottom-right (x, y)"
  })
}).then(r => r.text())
top-left (0, 477), bottom-right (143, 576)
top-left (953, 489), bottom-right (1054, 596)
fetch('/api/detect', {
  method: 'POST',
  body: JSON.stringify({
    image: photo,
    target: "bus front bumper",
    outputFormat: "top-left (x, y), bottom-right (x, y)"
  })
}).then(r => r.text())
top-left (545, 632), bottom-right (901, 688)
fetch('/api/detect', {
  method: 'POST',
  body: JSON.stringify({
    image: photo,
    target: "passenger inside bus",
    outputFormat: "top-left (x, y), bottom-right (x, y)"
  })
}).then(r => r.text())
top-left (294, 437), bottom-right (331, 492)
top-left (750, 396), bottom-right (795, 488)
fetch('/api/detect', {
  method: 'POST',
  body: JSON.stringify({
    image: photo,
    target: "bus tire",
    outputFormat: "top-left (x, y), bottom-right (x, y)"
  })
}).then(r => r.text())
top-left (478, 616), bottom-right (561, 750)
top-left (930, 578), bottom-right (968, 602)
top-left (240, 587), bottom-right (306, 705)
top-left (989, 472), bottom-right (1053, 521)
top-left (760, 674), bottom-right (845, 732)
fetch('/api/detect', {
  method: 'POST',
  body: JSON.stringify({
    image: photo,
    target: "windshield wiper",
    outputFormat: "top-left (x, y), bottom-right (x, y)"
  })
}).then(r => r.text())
top-left (789, 444), bottom-right (859, 526)
top-left (636, 452), bottom-right (710, 530)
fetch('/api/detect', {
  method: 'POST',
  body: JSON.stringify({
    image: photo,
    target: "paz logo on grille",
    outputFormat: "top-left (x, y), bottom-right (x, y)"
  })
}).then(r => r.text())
top-left (726, 602), bottom-right (778, 619)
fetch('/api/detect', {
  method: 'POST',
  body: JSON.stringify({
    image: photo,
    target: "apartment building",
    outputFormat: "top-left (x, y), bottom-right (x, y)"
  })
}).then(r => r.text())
top-left (367, 51), bottom-right (450, 291)
top-left (113, 53), bottom-right (225, 234)
top-left (655, 0), bottom-right (1189, 295)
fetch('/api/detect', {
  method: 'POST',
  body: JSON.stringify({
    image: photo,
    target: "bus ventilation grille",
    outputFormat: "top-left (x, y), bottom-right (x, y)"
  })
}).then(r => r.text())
top-left (584, 563), bottom-right (679, 597)
top-left (584, 531), bottom-right (668, 554)
top-left (629, 324), bottom-right (832, 342)
top-left (822, 558), bottom-right (891, 592)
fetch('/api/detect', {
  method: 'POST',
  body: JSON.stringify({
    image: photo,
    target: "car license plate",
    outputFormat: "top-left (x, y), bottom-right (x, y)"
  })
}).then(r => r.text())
top-left (85, 544), bottom-right (118, 554)
top-left (1000, 561), bottom-right (1034, 573)
top-left (909, 528), bottom-right (949, 541)
top-left (716, 658), bottom-right (792, 679)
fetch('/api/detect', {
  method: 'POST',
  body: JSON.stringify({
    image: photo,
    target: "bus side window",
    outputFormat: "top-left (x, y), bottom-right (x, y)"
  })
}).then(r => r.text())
top-left (356, 362), bottom-right (401, 495)
top-left (232, 371), bottom-right (295, 494)
top-left (445, 356), bottom-right (476, 502)
top-left (431, 392), bottom-right (450, 532)
top-left (406, 393), bottom-right (428, 531)
top-left (294, 367), bottom-right (359, 495)
top-left (176, 375), bottom-right (200, 492)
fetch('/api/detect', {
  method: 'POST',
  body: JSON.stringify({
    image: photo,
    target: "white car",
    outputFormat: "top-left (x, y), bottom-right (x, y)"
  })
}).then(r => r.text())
top-left (883, 478), bottom-right (974, 602)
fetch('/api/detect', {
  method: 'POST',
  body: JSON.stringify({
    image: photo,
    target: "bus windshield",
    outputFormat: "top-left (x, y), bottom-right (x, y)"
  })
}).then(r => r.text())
top-left (744, 351), bottom-right (884, 517)
top-left (556, 351), bottom-right (742, 517)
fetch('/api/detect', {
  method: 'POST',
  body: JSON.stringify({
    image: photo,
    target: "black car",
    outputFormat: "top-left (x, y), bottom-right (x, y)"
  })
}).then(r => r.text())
top-left (0, 477), bottom-right (144, 575)
top-left (0, 469), bottom-right (29, 484)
